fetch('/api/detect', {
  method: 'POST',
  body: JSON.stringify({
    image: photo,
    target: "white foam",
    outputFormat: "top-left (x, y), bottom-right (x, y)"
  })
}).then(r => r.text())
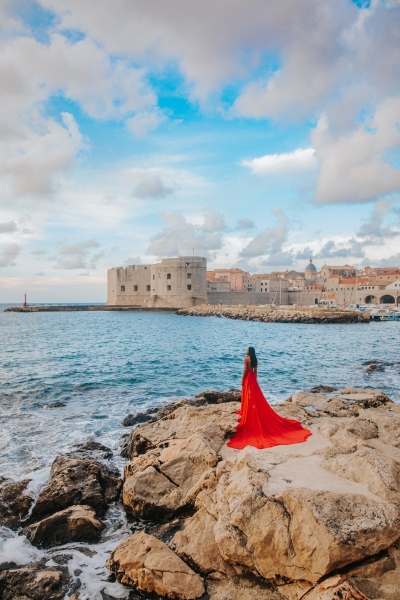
top-left (22, 466), bottom-right (51, 500)
top-left (0, 530), bottom-right (44, 566)
top-left (62, 540), bottom-right (130, 600)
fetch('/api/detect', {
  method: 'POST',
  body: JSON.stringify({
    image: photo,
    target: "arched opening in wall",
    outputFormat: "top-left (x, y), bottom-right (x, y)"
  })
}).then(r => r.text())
top-left (365, 295), bottom-right (378, 304)
top-left (314, 298), bottom-right (319, 304)
top-left (380, 295), bottom-right (395, 304)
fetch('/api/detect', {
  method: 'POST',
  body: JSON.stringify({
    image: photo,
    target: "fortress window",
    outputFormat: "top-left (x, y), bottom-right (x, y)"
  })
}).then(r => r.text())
top-left (146, 285), bottom-right (150, 291)
top-left (134, 285), bottom-right (138, 291)
top-left (167, 273), bottom-right (171, 279)
top-left (121, 285), bottom-right (125, 292)
top-left (187, 284), bottom-right (192, 290)
top-left (167, 285), bottom-right (171, 291)
top-left (153, 275), bottom-right (155, 280)
top-left (187, 273), bottom-right (191, 279)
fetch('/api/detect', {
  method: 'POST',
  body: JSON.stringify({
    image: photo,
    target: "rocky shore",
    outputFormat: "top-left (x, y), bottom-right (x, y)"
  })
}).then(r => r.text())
top-left (176, 306), bottom-right (370, 324)
top-left (2, 387), bottom-right (400, 599)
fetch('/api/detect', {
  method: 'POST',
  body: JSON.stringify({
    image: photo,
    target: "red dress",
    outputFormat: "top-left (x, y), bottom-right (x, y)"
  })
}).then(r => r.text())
top-left (227, 370), bottom-right (312, 449)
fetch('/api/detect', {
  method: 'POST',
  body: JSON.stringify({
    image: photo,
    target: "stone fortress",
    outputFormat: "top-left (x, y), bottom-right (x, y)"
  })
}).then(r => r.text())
top-left (107, 257), bottom-right (207, 308)
top-left (107, 256), bottom-right (400, 308)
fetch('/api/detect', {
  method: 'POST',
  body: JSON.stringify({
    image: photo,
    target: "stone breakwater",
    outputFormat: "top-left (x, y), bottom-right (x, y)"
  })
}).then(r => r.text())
top-left (176, 305), bottom-right (370, 324)
top-left (3, 388), bottom-right (400, 599)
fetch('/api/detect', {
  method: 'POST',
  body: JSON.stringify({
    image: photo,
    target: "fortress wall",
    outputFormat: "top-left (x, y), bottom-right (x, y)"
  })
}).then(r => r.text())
top-left (207, 291), bottom-right (289, 305)
top-left (106, 265), bottom-right (152, 306)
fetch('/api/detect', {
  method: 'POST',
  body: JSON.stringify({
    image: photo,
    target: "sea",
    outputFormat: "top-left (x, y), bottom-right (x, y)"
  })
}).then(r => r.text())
top-left (0, 304), bottom-right (398, 598)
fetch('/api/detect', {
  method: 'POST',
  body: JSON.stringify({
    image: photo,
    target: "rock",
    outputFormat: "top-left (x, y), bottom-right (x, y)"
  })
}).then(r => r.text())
top-left (123, 412), bottom-right (233, 520)
top-left (206, 573), bottom-right (286, 600)
top-left (291, 388), bottom-right (392, 417)
top-left (122, 412), bottom-right (152, 427)
top-left (106, 531), bottom-right (205, 599)
top-left (301, 575), bottom-right (368, 599)
top-left (30, 454), bottom-right (122, 520)
top-left (49, 401), bottom-right (66, 408)
top-left (125, 402), bottom-right (237, 459)
top-left (170, 508), bottom-right (235, 576)
top-left (176, 306), bottom-right (369, 324)
top-left (322, 447), bottom-right (400, 503)
top-left (23, 505), bottom-right (104, 548)
top-left (0, 478), bottom-right (34, 528)
top-left (211, 447), bottom-right (400, 584)
top-left (123, 466), bottom-right (184, 520)
top-left (0, 566), bottom-right (70, 600)
top-left (74, 441), bottom-right (113, 459)
top-left (115, 386), bottom-right (400, 598)
top-left (348, 546), bottom-right (400, 600)
top-left (308, 385), bottom-right (338, 393)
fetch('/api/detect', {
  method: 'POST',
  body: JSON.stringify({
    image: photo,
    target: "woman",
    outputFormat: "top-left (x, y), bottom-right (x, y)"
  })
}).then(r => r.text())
top-left (227, 347), bottom-right (311, 449)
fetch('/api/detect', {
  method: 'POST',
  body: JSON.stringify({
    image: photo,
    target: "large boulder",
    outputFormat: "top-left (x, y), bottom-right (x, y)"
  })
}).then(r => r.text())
top-left (122, 404), bottom-right (238, 519)
top-left (170, 508), bottom-right (235, 576)
top-left (30, 454), bottom-right (122, 520)
top-left (209, 448), bottom-right (400, 583)
top-left (0, 566), bottom-right (70, 600)
top-left (106, 531), bottom-right (205, 600)
top-left (114, 386), bottom-right (400, 599)
top-left (0, 478), bottom-right (34, 528)
top-left (123, 466), bottom-right (184, 520)
top-left (23, 505), bottom-right (104, 548)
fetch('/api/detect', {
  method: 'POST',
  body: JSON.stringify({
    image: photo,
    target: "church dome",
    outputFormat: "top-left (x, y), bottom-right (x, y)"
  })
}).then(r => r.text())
top-left (305, 258), bottom-right (317, 272)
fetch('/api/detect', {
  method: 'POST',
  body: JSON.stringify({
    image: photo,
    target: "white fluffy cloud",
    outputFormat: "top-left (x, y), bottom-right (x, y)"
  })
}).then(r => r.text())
top-left (147, 210), bottom-right (226, 258)
top-left (243, 148), bottom-right (316, 174)
top-left (313, 98), bottom-right (400, 204)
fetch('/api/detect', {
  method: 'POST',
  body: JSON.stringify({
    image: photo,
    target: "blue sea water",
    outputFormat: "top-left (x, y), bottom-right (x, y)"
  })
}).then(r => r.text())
top-left (0, 305), bottom-right (398, 479)
top-left (0, 304), bottom-right (398, 598)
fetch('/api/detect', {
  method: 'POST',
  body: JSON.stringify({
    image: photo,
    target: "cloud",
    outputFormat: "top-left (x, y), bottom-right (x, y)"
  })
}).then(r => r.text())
top-left (243, 148), bottom-right (316, 174)
top-left (124, 256), bottom-right (141, 266)
top-left (0, 220), bottom-right (17, 233)
top-left (31, 248), bottom-right (47, 255)
top-left (1, 112), bottom-right (85, 197)
top-left (126, 108), bottom-right (166, 138)
top-left (235, 219), bottom-right (256, 230)
top-left (357, 199), bottom-right (399, 241)
top-left (147, 210), bottom-right (226, 258)
top-left (313, 99), bottom-right (400, 204)
top-left (314, 239), bottom-right (366, 260)
top-left (54, 238), bottom-right (101, 270)
top-left (240, 207), bottom-right (288, 258)
top-left (0, 30), bottom-right (158, 202)
top-left (35, 271), bottom-right (46, 276)
top-left (0, 243), bottom-right (20, 267)
top-left (134, 174), bottom-right (175, 199)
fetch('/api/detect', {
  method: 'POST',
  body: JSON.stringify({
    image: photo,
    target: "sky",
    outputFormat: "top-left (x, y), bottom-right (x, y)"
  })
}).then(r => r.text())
top-left (1, 0), bottom-right (400, 302)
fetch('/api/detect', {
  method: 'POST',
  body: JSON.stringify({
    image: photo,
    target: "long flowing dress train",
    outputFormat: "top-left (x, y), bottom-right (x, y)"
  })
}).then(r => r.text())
top-left (227, 370), bottom-right (312, 449)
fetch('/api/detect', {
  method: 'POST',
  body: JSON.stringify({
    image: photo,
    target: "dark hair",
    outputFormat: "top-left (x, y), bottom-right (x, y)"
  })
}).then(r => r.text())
top-left (248, 347), bottom-right (258, 369)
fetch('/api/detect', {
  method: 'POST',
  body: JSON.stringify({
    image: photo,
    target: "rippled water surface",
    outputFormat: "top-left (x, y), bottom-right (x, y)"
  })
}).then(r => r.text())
top-left (0, 305), bottom-right (398, 598)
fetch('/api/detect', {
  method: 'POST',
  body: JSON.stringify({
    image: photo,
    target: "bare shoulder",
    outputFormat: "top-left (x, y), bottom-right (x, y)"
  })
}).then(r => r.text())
top-left (244, 356), bottom-right (250, 365)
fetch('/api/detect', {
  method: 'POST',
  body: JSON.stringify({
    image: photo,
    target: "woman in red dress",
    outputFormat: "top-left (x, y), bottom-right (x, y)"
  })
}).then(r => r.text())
top-left (227, 347), bottom-right (312, 450)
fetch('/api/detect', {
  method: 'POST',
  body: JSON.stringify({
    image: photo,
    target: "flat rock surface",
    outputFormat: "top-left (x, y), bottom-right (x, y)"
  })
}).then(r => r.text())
top-left (115, 386), bottom-right (400, 599)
